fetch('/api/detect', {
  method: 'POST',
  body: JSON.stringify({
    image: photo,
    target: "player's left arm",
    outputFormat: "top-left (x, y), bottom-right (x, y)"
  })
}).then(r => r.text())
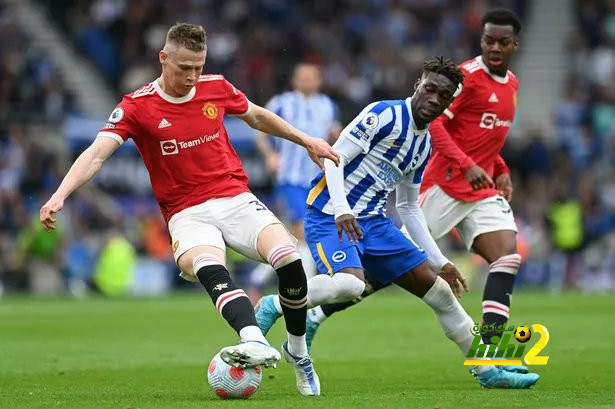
top-left (237, 102), bottom-right (339, 169)
top-left (395, 180), bottom-right (469, 297)
top-left (494, 154), bottom-right (513, 201)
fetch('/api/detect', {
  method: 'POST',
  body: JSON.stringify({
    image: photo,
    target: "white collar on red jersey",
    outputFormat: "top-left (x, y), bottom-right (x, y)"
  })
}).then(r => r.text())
top-left (476, 56), bottom-right (509, 84)
top-left (153, 78), bottom-right (196, 103)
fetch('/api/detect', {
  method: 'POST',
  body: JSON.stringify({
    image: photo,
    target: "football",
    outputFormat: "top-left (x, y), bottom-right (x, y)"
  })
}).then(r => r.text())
top-left (207, 353), bottom-right (262, 399)
top-left (514, 326), bottom-right (532, 343)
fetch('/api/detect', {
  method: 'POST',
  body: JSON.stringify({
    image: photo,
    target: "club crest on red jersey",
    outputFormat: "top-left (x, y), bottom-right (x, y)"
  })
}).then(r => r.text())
top-left (202, 103), bottom-right (218, 119)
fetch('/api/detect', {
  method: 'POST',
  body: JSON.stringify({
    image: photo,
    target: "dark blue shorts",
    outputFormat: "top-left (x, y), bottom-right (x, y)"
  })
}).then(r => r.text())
top-left (304, 207), bottom-right (428, 284)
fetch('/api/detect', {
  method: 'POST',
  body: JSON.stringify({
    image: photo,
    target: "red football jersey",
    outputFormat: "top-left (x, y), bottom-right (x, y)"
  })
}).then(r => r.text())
top-left (97, 74), bottom-right (251, 223)
top-left (421, 56), bottom-right (518, 201)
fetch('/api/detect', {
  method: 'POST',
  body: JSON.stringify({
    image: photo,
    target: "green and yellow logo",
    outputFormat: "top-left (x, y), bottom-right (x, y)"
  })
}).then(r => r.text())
top-left (463, 324), bottom-right (550, 366)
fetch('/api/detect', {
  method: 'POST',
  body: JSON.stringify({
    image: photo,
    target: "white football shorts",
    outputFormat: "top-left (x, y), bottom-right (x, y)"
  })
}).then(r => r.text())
top-left (168, 192), bottom-right (284, 264)
top-left (419, 185), bottom-right (517, 250)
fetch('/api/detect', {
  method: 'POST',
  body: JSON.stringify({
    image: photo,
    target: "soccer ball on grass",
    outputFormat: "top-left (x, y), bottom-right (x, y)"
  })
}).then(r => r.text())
top-left (207, 353), bottom-right (262, 399)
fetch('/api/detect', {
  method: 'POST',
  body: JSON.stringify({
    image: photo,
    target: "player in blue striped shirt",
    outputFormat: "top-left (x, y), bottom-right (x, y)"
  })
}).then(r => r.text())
top-left (256, 57), bottom-right (539, 389)
top-left (249, 64), bottom-right (340, 293)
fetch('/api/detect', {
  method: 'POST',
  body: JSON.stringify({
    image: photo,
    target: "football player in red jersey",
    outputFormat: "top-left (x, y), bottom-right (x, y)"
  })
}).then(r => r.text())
top-left (39, 23), bottom-right (337, 396)
top-left (303, 9), bottom-right (540, 389)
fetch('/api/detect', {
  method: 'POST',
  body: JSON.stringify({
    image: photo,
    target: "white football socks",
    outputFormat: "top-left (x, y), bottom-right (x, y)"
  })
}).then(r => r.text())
top-left (239, 325), bottom-right (268, 344)
top-left (308, 305), bottom-right (328, 324)
top-left (421, 276), bottom-right (494, 374)
top-left (273, 294), bottom-right (283, 314)
top-left (287, 333), bottom-right (308, 357)
top-left (306, 273), bottom-right (365, 307)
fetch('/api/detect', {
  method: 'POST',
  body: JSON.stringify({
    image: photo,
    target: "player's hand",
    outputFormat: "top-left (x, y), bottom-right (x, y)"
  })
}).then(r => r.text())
top-left (495, 173), bottom-right (513, 202)
top-left (439, 262), bottom-right (469, 298)
top-left (40, 195), bottom-right (64, 231)
top-left (464, 165), bottom-right (494, 191)
top-left (335, 213), bottom-right (363, 242)
top-left (265, 153), bottom-right (280, 175)
top-left (305, 136), bottom-right (340, 170)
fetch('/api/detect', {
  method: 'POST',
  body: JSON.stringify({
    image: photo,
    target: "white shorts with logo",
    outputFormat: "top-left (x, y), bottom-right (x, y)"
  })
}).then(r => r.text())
top-left (168, 192), bottom-right (284, 265)
top-left (419, 185), bottom-right (517, 250)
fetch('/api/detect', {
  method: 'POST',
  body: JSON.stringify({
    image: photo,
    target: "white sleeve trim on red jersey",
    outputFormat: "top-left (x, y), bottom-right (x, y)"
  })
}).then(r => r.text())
top-left (241, 100), bottom-right (253, 115)
top-left (97, 131), bottom-right (124, 145)
top-left (131, 82), bottom-right (156, 99)
top-left (443, 108), bottom-right (454, 119)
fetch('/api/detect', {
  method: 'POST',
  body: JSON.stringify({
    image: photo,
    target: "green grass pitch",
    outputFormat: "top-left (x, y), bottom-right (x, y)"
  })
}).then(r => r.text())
top-left (1, 290), bottom-right (614, 408)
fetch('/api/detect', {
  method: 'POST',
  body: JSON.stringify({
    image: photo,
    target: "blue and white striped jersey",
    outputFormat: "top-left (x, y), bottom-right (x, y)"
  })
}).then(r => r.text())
top-left (266, 91), bottom-right (339, 187)
top-left (307, 98), bottom-right (432, 218)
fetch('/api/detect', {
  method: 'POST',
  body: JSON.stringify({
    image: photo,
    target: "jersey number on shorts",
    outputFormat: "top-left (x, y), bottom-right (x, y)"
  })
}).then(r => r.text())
top-left (250, 200), bottom-right (267, 212)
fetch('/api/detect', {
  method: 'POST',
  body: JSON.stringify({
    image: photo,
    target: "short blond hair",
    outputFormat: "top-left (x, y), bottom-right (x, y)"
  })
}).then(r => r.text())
top-left (165, 22), bottom-right (206, 52)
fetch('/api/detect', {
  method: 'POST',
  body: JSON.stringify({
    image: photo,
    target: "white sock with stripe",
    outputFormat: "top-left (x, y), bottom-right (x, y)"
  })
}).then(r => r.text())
top-left (481, 253), bottom-right (520, 344)
top-left (268, 245), bottom-right (310, 357)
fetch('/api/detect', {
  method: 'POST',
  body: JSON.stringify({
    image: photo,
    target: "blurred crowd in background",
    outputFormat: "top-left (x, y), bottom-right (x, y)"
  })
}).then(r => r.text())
top-left (1, 0), bottom-right (614, 296)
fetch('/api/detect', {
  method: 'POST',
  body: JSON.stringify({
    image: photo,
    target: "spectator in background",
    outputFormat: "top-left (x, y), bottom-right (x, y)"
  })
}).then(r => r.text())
top-left (94, 231), bottom-right (136, 296)
top-left (15, 215), bottom-right (65, 294)
top-left (3, 0), bottom-right (613, 296)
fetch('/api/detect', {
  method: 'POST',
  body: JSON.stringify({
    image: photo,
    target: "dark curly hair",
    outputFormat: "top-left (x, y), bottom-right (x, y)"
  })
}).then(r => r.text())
top-left (423, 56), bottom-right (464, 89)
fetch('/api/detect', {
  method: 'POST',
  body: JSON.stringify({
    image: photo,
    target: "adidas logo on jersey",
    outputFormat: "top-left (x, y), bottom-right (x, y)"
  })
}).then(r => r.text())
top-left (488, 92), bottom-right (499, 103)
top-left (158, 118), bottom-right (172, 128)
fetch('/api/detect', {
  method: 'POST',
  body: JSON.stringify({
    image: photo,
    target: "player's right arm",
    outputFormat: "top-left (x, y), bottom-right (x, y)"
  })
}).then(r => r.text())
top-left (41, 97), bottom-right (136, 232)
top-left (324, 136), bottom-right (364, 242)
top-left (40, 136), bottom-right (120, 231)
top-left (326, 102), bottom-right (393, 242)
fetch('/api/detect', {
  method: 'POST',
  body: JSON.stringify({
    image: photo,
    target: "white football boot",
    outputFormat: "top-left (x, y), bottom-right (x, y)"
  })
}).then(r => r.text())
top-left (282, 341), bottom-right (321, 396)
top-left (219, 340), bottom-right (281, 368)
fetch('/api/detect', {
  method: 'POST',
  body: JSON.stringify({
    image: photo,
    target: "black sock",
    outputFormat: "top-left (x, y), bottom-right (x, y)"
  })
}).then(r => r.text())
top-left (275, 259), bottom-right (308, 336)
top-left (481, 272), bottom-right (515, 344)
top-left (321, 276), bottom-right (390, 317)
top-left (196, 265), bottom-right (257, 334)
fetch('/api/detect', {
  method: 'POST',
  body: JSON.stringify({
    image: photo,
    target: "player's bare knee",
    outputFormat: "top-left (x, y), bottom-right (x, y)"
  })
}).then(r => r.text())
top-left (257, 223), bottom-right (296, 261)
top-left (266, 244), bottom-right (300, 270)
top-left (177, 246), bottom-right (226, 279)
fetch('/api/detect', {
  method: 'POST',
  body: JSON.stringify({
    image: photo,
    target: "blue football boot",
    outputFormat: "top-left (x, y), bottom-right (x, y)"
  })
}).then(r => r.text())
top-left (475, 367), bottom-right (540, 389)
top-left (254, 295), bottom-right (282, 335)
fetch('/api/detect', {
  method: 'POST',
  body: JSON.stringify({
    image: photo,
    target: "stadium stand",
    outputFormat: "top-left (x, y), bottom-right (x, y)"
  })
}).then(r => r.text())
top-left (2, 0), bottom-right (614, 295)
